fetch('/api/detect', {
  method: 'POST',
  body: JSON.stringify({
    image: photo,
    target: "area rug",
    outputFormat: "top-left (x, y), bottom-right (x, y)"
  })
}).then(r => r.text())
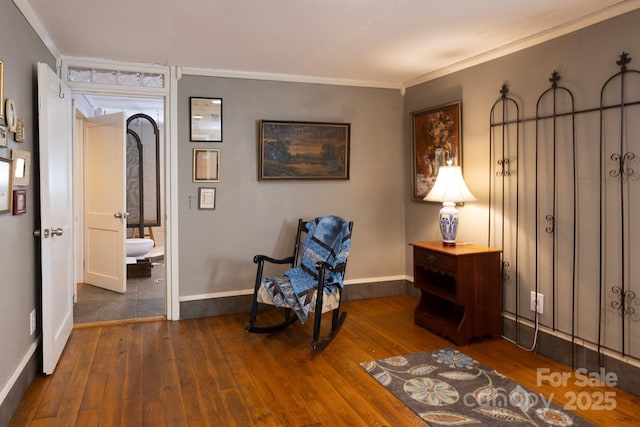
top-left (360, 348), bottom-right (593, 426)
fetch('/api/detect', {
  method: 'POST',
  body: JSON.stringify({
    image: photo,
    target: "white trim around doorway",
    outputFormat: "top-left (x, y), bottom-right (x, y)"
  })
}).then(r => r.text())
top-left (60, 57), bottom-right (179, 320)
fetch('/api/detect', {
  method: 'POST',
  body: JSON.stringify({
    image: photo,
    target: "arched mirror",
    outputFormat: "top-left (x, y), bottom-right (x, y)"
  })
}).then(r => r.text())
top-left (126, 113), bottom-right (160, 237)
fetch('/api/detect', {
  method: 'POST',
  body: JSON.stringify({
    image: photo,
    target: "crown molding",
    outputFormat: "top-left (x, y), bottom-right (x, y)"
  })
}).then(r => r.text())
top-left (180, 66), bottom-right (401, 90)
top-left (402, 0), bottom-right (640, 90)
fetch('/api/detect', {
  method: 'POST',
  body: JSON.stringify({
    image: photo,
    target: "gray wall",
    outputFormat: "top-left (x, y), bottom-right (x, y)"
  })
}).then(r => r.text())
top-left (178, 76), bottom-right (406, 298)
top-left (0, 0), bottom-right (56, 422)
top-left (404, 9), bottom-right (640, 360)
top-left (4, 0), bottom-right (640, 421)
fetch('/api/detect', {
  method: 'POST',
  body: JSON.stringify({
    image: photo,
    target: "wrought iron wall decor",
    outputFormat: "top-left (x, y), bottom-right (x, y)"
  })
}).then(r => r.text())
top-left (489, 52), bottom-right (640, 366)
top-left (126, 113), bottom-right (161, 238)
top-left (597, 52), bottom-right (640, 361)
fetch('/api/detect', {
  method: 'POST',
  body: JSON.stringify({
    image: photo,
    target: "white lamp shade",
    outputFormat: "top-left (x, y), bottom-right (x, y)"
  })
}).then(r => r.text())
top-left (423, 166), bottom-right (477, 203)
top-left (424, 165), bottom-right (476, 246)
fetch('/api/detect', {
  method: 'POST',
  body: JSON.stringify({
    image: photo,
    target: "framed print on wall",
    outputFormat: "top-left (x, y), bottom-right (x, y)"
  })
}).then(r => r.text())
top-left (190, 97), bottom-right (222, 142)
top-left (193, 148), bottom-right (220, 182)
top-left (5, 98), bottom-right (16, 132)
top-left (198, 187), bottom-right (216, 210)
top-left (258, 120), bottom-right (350, 180)
top-left (0, 157), bottom-right (12, 214)
top-left (411, 101), bottom-right (462, 201)
top-left (12, 149), bottom-right (30, 186)
top-left (0, 125), bottom-right (7, 148)
top-left (13, 189), bottom-right (26, 215)
top-left (15, 119), bottom-right (25, 142)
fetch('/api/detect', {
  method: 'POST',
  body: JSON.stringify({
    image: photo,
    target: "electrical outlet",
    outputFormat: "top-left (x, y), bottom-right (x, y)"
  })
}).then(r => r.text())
top-left (30, 309), bottom-right (36, 335)
top-left (530, 292), bottom-right (544, 314)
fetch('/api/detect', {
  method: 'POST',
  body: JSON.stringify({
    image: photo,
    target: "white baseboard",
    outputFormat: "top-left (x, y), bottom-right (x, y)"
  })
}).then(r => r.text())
top-left (0, 336), bottom-right (40, 406)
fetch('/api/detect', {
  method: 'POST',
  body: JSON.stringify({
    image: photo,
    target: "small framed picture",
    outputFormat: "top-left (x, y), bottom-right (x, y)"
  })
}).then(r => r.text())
top-left (193, 148), bottom-right (220, 182)
top-left (190, 97), bottom-right (222, 142)
top-left (198, 187), bottom-right (216, 210)
top-left (0, 125), bottom-right (7, 148)
top-left (15, 118), bottom-right (24, 142)
top-left (0, 157), bottom-right (12, 214)
top-left (5, 98), bottom-right (17, 133)
top-left (13, 189), bottom-right (26, 215)
top-left (12, 149), bottom-right (30, 186)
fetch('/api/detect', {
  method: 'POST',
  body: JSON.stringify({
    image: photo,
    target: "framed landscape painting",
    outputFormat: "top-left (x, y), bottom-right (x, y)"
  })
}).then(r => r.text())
top-left (411, 101), bottom-right (462, 200)
top-left (259, 120), bottom-right (350, 180)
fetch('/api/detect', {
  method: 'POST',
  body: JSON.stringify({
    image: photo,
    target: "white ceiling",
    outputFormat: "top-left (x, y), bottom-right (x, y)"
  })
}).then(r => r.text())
top-left (17, 0), bottom-right (640, 88)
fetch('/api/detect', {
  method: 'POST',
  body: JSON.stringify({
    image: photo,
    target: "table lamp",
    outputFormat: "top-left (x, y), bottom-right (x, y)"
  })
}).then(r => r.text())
top-left (423, 161), bottom-right (477, 246)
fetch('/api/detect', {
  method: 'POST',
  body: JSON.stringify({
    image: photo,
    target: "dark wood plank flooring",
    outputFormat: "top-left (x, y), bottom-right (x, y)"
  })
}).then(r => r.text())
top-left (10, 296), bottom-right (640, 426)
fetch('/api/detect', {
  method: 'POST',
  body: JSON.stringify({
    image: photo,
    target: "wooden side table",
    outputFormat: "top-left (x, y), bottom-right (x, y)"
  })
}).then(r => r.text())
top-left (411, 241), bottom-right (502, 346)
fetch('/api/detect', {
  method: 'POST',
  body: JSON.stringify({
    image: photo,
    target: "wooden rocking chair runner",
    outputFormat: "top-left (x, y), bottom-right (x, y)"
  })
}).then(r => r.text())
top-left (246, 216), bottom-right (353, 349)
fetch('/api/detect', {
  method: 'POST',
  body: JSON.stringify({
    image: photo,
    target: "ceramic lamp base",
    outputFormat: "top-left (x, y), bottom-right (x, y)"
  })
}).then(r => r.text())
top-left (439, 201), bottom-right (459, 246)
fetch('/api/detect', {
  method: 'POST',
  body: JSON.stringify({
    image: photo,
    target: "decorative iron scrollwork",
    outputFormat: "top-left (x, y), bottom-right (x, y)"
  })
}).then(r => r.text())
top-left (497, 159), bottom-right (511, 176)
top-left (609, 152), bottom-right (636, 178)
top-left (611, 286), bottom-right (640, 321)
top-left (545, 215), bottom-right (555, 234)
top-left (502, 261), bottom-right (511, 286)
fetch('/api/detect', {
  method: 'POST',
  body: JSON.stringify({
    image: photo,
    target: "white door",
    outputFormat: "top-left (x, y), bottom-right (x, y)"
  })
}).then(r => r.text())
top-left (37, 63), bottom-right (74, 375)
top-left (83, 113), bottom-right (127, 293)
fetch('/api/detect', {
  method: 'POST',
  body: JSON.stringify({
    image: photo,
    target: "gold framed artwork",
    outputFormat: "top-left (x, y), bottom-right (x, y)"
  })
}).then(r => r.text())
top-left (192, 148), bottom-right (220, 182)
top-left (411, 101), bottom-right (462, 201)
top-left (12, 149), bottom-right (31, 186)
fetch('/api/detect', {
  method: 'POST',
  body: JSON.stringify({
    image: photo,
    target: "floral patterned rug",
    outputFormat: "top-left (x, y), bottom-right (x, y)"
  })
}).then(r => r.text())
top-left (360, 348), bottom-right (593, 426)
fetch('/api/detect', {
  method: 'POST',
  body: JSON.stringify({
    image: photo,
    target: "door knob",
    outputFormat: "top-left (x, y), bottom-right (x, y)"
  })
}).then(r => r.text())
top-left (51, 228), bottom-right (64, 236)
top-left (113, 212), bottom-right (130, 219)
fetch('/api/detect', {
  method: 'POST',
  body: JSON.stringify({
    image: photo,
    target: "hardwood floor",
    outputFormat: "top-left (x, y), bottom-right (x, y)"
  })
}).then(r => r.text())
top-left (10, 296), bottom-right (640, 426)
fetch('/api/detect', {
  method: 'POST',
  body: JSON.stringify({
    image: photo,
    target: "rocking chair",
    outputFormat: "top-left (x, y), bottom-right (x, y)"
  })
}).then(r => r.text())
top-left (246, 216), bottom-right (353, 349)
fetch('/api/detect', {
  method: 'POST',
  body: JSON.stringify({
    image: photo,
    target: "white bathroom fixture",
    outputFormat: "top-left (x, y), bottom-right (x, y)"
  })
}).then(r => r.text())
top-left (126, 238), bottom-right (154, 261)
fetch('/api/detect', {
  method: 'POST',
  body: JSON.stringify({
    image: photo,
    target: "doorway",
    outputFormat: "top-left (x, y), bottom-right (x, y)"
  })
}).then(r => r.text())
top-left (72, 94), bottom-right (166, 324)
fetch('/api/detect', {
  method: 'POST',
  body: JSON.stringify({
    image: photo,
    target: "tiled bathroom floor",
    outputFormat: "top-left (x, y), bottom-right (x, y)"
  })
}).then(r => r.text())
top-left (73, 262), bottom-right (165, 324)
